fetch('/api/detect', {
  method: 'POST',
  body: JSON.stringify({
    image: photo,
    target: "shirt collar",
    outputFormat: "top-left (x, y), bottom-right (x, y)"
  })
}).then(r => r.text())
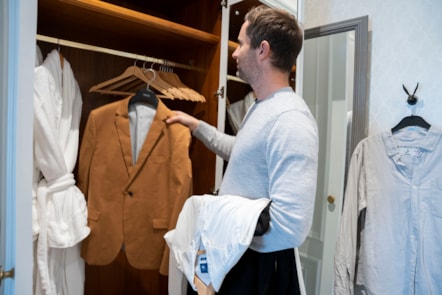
top-left (382, 125), bottom-right (442, 160)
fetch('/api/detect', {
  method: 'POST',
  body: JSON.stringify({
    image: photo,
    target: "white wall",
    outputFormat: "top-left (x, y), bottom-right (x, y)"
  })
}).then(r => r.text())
top-left (304, 0), bottom-right (442, 136)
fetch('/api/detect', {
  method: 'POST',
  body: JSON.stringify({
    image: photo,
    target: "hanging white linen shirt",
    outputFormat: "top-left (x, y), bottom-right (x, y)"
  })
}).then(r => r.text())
top-left (334, 126), bottom-right (442, 295)
top-left (164, 194), bottom-right (271, 293)
top-left (33, 49), bottom-right (90, 295)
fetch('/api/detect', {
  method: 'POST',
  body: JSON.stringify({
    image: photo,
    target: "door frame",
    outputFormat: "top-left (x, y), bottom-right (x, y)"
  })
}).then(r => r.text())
top-left (0, 0), bottom-right (36, 293)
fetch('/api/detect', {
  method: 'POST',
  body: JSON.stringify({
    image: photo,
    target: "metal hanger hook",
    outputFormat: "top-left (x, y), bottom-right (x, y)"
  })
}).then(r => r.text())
top-left (142, 59), bottom-right (148, 69)
top-left (146, 68), bottom-right (156, 89)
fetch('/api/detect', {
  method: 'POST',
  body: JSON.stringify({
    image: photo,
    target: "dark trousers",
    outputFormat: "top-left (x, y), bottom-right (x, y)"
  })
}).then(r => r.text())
top-left (187, 248), bottom-right (300, 295)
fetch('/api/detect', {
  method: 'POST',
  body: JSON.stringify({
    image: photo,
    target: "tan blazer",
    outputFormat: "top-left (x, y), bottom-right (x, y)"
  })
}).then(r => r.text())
top-left (77, 97), bottom-right (192, 275)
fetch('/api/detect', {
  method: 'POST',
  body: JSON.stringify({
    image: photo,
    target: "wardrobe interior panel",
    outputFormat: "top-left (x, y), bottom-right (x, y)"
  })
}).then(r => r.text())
top-left (37, 0), bottom-right (222, 195)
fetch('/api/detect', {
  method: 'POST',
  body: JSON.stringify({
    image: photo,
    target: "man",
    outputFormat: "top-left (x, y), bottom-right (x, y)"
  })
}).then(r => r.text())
top-left (166, 5), bottom-right (318, 294)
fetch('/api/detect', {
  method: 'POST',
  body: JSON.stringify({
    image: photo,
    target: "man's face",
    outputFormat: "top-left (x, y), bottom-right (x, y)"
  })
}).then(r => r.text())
top-left (232, 21), bottom-right (259, 84)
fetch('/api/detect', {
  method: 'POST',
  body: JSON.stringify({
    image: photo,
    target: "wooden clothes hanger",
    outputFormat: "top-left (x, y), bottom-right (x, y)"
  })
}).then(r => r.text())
top-left (142, 67), bottom-right (175, 99)
top-left (158, 63), bottom-right (206, 102)
top-left (155, 63), bottom-right (205, 102)
top-left (89, 62), bottom-right (171, 99)
top-left (391, 83), bottom-right (431, 133)
top-left (89, 61), bottom-right (206, 103)
top-left (89, 64), bottom-right (155, 96)
top-left (158, 69), bottom-right (206, 102)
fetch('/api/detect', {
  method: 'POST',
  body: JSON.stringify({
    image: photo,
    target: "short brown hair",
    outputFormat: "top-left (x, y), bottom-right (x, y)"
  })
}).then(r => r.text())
top-left (245, 5), bottom-right (303, 72)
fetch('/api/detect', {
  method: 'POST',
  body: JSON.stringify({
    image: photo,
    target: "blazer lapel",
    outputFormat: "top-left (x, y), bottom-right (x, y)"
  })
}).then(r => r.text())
top-left (115, 97), bottom-right (134, 176)
top-left (119, 99), bottom-right (170, 186)
top-left (131, 100), bottom-right (169, 178)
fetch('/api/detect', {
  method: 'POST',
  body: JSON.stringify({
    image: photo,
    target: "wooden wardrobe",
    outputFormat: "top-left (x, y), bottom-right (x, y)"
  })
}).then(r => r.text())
top-left (37, 0), bottom-right (222, 293)
top-left (37, 0), bottom-right (222, 195)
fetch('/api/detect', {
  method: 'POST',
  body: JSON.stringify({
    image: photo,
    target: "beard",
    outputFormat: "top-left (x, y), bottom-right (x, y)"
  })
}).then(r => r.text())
top-left (236, 52), bottom-right (259, 85)
top-left (236, 67), bottom-right (251, 84)
top-left (236, 66), bottom-right (257, 85)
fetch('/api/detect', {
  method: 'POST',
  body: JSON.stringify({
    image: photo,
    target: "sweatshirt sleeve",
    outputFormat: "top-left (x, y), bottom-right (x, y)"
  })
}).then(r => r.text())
top-left (192, 121), bottom-right (236, 161)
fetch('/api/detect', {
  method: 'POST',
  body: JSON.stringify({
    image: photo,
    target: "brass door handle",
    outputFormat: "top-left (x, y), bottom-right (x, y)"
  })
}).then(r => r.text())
top-left (327, 195), bottom-right (335, 204)
top-left (0, 266), bottom-right (14, 281)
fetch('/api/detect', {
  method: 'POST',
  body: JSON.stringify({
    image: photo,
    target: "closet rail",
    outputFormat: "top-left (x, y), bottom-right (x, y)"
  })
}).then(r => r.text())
top-left (36, 34), bottom-right (202, 72)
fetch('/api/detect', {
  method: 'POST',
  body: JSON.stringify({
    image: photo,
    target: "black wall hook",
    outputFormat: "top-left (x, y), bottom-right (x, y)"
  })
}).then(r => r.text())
top-left (402, 82), bottom-right (419, 105)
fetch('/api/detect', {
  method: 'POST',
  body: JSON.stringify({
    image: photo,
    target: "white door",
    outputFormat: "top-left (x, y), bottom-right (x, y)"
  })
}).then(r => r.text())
top-left (298, 31), bottom-right (355, 295)
top-left (0, 0), bottom-right (36, 293)
top-left (216, 0), bottom-right (301, 188)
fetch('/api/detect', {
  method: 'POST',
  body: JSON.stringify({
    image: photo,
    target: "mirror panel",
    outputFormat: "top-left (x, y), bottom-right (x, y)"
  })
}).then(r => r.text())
top-left (304, 16), bottom-right (369, 163)
top-left (299, 16), bottom-right (368, 295)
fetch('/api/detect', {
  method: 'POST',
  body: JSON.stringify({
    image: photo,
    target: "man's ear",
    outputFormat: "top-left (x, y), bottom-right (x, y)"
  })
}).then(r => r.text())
top-left (257, 40), bottom-right (271, 60)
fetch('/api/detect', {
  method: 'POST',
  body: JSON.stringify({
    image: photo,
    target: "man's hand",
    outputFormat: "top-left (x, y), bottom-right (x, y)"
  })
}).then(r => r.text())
top-left (165, 110), bottom-right (200, 132)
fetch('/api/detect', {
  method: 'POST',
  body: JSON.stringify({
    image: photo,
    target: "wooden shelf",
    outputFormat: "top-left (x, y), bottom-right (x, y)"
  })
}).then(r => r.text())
top-left (37, 0), bottom-right (220, 58)
top-left (228, 40), bottom-right (238, 53)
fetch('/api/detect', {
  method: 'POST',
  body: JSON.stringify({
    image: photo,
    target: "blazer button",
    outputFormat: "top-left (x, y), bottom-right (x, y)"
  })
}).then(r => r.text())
top-left (126, 191), bottom-right (133, 197)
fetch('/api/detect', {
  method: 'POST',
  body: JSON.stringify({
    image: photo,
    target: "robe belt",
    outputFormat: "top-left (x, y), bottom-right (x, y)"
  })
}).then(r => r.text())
top-left (38, 172), bottom-right (89, 248)
top-left (45, 173), bottom-right (76, 193)
top-left (36, 173), bottom-right (88, 295)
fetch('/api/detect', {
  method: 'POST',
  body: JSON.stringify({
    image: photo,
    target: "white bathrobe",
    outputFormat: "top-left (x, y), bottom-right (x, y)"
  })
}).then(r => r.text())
top-left (33, 49), bottom-right (90, 295)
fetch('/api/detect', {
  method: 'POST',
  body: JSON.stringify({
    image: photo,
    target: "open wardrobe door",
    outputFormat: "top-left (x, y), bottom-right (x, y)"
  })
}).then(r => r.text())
top-left (1, 0), bottom-right (35, 294)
